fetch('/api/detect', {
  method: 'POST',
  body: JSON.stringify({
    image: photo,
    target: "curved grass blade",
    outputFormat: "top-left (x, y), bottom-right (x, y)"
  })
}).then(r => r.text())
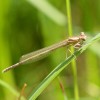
top-left (0, 79), bottom-right (26, 100)
top-left (29, 33), bottom-right (100, 100)
top-left (27, 0), bottom-right (67, 26)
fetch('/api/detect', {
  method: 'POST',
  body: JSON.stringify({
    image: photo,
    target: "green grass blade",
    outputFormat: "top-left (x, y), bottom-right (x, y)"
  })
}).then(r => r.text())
top-left (89, 42), bottom-right (100, 57)
top-left (0, 79), bottom-right (26, 100)
top-left (27, 0), bottom-right (67, 26)
top-left (66, 0), bottom-right (79, 99)
top-left (29, 33), bottom-right (100, 100)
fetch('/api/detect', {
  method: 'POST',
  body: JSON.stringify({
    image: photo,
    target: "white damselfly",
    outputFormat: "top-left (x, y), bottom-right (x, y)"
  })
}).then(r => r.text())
top-left (2, 32), bottom-right (86, 73)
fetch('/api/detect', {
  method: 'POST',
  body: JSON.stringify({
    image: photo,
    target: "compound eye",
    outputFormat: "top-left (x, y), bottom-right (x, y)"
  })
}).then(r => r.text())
top-left (80, 32), bottom-right (85, 36)
top-left (80, 32), bottom-right (87, 41)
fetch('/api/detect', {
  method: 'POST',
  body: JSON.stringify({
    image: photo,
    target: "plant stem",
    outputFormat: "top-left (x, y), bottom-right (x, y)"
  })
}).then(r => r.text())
top-left (66, 0), bottom-right (79, 100)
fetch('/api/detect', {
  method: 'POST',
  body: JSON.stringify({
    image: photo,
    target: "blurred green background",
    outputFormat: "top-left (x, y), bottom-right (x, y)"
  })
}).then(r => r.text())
top-left (0, 0), bottom-right (100, 100)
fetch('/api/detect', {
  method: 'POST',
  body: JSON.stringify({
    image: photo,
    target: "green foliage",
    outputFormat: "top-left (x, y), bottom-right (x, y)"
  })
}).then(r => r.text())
top-left (28, 34), bottom-right (100, 100)
top-left (0, 0), bottom-right (100, 100)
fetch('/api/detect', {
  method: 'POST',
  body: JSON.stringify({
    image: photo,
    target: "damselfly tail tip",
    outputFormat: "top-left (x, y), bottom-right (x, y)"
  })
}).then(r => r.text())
top-left (2, 68), bottom-right (8, 73)
top-left (2, 66), bottom-right (13, 73)
top-left (2, 62), bottom-right (20, 73)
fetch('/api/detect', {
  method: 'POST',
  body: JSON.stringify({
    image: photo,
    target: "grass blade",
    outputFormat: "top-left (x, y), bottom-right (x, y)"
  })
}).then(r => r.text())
top-left (27, 0), bottom-right (67, 25)
top-left (0, 79), bottom-right (26, 100)
top-left (29, 33), bottom-right (100, 100)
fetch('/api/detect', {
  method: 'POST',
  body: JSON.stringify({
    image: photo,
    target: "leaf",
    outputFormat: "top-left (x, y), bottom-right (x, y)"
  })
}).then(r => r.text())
top-left (29, 33), bottom-right (100, 100)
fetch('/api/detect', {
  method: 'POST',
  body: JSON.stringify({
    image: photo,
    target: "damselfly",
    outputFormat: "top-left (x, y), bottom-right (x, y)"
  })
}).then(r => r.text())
top-left (2, 32), bottom-right (86, 73)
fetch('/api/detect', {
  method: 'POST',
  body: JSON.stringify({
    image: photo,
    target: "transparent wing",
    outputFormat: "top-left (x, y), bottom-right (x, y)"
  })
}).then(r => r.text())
top-left (20, 47), bottom-right (51, 64)
top-left (20, 39), bottom-right (68, 64)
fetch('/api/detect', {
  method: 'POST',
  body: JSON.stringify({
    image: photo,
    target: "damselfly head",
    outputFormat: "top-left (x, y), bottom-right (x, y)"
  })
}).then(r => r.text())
top-left (80, 32), bottom-right (87, 41)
